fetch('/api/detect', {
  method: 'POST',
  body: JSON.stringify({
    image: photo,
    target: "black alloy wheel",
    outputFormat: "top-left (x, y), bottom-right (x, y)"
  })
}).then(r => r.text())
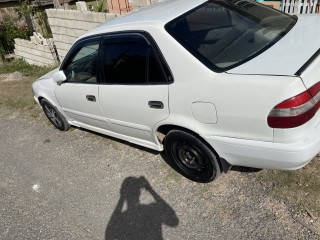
top-left (41, 99), bottom-right (70, 131)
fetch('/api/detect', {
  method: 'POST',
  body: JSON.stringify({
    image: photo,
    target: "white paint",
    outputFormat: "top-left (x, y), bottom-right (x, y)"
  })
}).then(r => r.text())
top-left (228, 15), bottom-right (320, 76)
top-left (192, 102), bottom-right (217, 124)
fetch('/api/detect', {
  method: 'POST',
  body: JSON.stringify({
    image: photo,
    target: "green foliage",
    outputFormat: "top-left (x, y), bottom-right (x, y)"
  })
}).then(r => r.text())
top-left (0, 58), bottom-right (55, 77)
top-left (96, 0), bottom-right (108, 12)
top-left (0, 15), bottom-right (32, 60)
top-left (0, 0), bottom-right (34, 60)
top-left (15, 0), bottom-right (36, 18)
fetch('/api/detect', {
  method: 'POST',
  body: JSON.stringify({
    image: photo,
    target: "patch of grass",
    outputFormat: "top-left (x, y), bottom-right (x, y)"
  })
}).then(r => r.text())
top-left (259, 158), bottom-right (320, 217)
top-left (0, 59), bottom-right (55, 77)
top-left (0, 59), bottom-right (57, 111)
top-left (0, 76), bottom-right (37, 110)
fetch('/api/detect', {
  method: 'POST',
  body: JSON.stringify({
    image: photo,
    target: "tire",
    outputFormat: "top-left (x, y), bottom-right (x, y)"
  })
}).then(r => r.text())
top-left (41, 99), bottom-right (70, 131)
top-left (164, 130), bottom-right (220, 183)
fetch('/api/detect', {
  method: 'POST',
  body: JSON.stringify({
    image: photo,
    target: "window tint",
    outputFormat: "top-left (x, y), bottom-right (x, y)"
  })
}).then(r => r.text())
top-left (103, 42), bottom-right (147, 84)
top-left (63, 41), bottom-right (99, 83)
top-left (148, 49), bottom-right (166, 83)
top-left (165, 0), bottom-right (296, 72)
top-left (102, 34), bottom-right (168, 84)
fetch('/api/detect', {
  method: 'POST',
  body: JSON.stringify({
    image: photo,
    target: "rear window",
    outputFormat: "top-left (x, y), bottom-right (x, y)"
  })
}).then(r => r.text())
top-left (165, 0), bottom-right (296, 72)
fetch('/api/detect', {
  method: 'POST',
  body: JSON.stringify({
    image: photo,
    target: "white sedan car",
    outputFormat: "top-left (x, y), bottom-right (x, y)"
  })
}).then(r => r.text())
top-left (32, 0), bottom-right (320, 182)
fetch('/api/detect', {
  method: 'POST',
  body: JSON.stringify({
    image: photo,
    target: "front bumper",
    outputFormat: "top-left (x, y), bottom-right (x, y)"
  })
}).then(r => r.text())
top-left (34, 95), bottom-right (40, 106)
top-left (204, 126), bottom-right (320, 170)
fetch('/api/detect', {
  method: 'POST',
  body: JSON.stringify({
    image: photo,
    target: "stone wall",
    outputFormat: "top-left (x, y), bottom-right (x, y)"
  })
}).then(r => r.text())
top-left (46, 9), bottom-right (116, 61)
top-left (14, 32), bottom-right (58, 66)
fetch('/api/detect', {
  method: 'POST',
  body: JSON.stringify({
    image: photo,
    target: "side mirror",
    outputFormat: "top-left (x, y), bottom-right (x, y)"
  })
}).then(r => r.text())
top-left (52, 70), bottom-right (67, 85)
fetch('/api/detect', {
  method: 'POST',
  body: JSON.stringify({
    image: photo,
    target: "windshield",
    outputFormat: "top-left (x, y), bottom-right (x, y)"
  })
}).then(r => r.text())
top-left (165, 0), bottom-right (296, 72)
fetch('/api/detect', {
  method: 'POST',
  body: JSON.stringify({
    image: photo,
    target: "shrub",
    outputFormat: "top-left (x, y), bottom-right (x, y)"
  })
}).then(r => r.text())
top-left (0, 1), bottom-right (34, 60)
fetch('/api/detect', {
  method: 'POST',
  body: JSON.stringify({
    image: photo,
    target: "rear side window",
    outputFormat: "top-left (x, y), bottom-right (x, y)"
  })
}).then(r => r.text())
top-left (148, 49), bottom-right (167, 83)
top-left (165, 0), bottom-right (296, 72)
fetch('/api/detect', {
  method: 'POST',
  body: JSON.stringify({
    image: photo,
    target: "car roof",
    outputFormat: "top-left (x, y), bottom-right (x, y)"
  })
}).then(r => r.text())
top-left (81, 0), bottom-right (205, 39)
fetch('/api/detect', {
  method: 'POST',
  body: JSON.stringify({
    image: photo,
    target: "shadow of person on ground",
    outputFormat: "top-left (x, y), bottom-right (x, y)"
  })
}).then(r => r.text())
top-left (105, 176), bottom-right (179, 240)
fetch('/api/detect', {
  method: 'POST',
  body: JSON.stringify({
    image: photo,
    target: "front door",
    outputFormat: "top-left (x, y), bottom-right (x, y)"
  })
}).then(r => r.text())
top-left (54, 37), bottom-right (109, 130)
top-left (98, 33), bottom-right (171, 144)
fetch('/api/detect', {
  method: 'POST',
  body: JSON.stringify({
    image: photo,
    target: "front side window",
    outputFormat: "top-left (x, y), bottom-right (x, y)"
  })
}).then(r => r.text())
top-left (165, 0), bottom-right (297, 72)
top-left (63, 39), bottom-right (100, 83)
top-left (102, 34), bottom-right (167, 84)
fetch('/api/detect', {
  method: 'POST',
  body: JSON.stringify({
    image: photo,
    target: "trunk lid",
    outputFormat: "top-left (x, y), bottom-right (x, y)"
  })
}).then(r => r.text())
top-left (299, 50), bottom-right (320, 89)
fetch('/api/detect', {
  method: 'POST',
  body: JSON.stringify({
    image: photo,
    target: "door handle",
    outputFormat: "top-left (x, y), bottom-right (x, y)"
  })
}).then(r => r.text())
top-left (148, 101), bottom-right (164, 109)
top-left (86, 95), bottom-right (96, 102)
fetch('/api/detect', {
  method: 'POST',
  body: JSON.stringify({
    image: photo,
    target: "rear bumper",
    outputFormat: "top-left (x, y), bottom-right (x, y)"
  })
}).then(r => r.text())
top-left (203, 127), bottom-right (320, 170)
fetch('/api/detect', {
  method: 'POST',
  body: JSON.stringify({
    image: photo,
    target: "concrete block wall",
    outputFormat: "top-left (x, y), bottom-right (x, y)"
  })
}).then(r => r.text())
top-left (46, 9), bottom-right (116, 61)
top-left (131, 0), bottom-right (150, 9)
top-left (131, 0), bottom-right (161, 9)
top-left (14, 35), bottom-right (58, 67)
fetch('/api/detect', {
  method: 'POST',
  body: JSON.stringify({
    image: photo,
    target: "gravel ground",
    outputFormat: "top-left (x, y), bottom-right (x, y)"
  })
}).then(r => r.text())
top-left (0, 109), bottom-right (319, 240)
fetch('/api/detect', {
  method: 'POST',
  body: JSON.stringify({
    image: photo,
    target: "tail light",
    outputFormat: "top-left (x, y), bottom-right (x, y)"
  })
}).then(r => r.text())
top-left (268, 82), bottom-right (320, 128)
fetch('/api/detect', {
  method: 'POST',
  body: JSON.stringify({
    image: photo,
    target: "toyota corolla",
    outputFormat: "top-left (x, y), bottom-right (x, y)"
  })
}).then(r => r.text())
top-left (32, 0), bottom-right (320, 182)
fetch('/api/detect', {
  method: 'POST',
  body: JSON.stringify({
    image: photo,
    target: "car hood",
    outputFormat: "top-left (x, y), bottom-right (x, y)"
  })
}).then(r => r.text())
top-left (38, 68), bottom-right (59, 80)
top-left (227, 15), bottom-right (320, 76)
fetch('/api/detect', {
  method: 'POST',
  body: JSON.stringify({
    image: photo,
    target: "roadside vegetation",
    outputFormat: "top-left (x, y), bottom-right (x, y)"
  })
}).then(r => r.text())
top-left (0, 59), bottom-right (56, 111)
top-left (70, 0), bottom-right (108, 12)
top-left (0, 0), bottom-right (52, 60)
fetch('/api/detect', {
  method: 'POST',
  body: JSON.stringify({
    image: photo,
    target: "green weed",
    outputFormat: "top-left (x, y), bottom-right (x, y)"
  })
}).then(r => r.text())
top-left (0, 58), bottom-right (55, 76)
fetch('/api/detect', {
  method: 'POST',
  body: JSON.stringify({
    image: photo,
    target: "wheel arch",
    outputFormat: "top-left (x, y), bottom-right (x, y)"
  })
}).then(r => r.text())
top-left (156, 124), bottom-right (231, 173)
top-left (37, 92), bottom-right (59, 108)
top-left (36, 93), bottom-right (71, 123)
top-left (157, 124), bottom-right (199, 141)
top-left (41, 98), bottom-right (71, 131)
top-left (157, 124), bottom-right (218, 154)
top-left (38, 96), bottom-right (45, 103)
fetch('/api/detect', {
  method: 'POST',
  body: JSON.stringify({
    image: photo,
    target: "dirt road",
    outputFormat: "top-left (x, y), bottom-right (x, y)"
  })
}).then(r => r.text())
top-left (0, 109), bottom-right (319, 239)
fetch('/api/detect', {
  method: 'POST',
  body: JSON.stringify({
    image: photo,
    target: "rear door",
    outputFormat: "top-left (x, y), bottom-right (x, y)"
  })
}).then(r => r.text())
top-left (98, 33), bottom-right (171, 143)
